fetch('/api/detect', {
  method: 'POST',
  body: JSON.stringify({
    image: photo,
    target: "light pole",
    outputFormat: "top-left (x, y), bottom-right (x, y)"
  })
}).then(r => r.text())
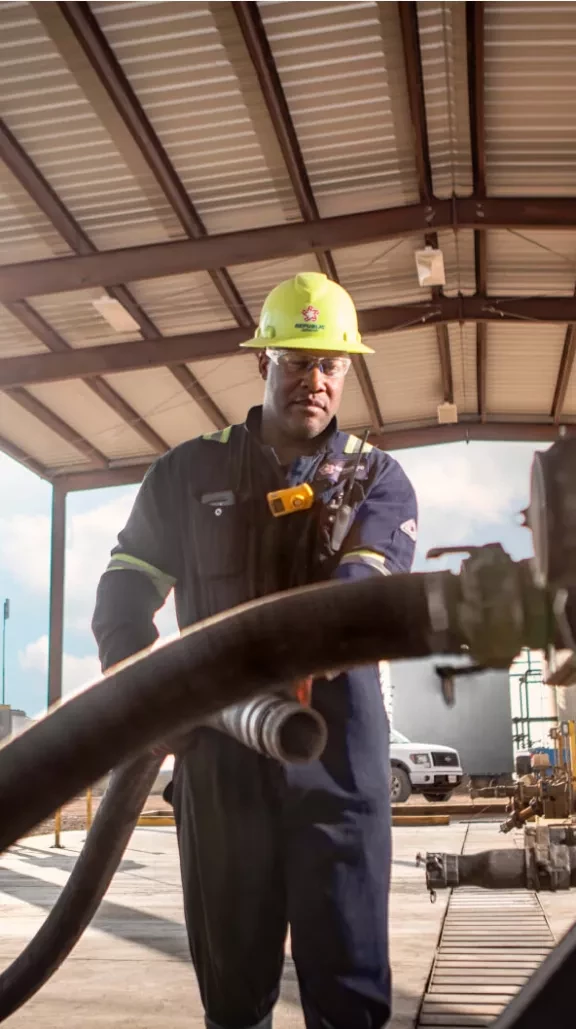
top-left (1, 598), bottom-right (9, 706)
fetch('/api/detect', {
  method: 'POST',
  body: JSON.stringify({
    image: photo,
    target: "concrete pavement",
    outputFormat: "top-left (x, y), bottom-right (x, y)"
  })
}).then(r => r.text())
top-left (0, 822), bottom-right (467, 1027)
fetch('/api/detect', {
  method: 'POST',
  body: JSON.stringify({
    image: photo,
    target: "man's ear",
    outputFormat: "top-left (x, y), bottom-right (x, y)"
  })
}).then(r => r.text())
top-left (257, 352), bottom-right (269, 381)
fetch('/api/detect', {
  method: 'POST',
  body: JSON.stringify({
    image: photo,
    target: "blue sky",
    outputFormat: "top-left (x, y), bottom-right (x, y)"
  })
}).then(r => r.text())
top-left (0, 438), bottom-right (542, 719)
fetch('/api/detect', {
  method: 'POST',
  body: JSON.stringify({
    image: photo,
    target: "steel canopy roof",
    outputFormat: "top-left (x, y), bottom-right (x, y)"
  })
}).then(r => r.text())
top-left (2, 1), bottom-right (576, 490)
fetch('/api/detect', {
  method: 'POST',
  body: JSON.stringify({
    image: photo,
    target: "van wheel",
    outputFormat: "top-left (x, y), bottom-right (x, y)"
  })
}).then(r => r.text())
top-left (423, 792), bottom-right (452, 803)
top-left (390, 767), bottom-right (411, 803)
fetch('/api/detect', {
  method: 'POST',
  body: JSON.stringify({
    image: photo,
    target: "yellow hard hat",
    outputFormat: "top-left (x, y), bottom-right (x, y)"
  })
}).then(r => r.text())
top-left (239, 272), bottom-right (374, 354)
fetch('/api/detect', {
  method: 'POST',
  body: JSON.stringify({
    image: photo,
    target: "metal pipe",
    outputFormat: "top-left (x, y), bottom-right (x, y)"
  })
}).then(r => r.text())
top-left (47, 484), bottom-right (66, 709)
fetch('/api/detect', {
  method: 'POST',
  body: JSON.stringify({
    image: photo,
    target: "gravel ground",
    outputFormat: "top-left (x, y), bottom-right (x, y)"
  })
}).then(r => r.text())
top-left (24, 794), bottom-right (173, 838)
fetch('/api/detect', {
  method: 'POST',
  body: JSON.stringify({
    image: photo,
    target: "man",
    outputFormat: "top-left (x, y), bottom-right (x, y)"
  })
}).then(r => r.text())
top-left (92, 272), bottom-right (418, 1029)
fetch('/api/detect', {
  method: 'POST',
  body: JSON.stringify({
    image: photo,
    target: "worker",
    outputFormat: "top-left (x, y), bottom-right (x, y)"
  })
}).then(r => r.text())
top-left (92, 272), bottom-right (418, 1029)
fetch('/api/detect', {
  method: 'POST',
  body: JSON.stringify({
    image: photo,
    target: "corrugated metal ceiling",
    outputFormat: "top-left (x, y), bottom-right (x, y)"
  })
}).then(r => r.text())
top-left (102, 366), bottom-right (216, 447)
top-left (448, 321), bottom-right (477, 414)
top-left (0, 0), bottom-right (575, 480)
top-left (486, 229), bottom-right (576, 296)
top-left (0, 302), bottom-right (47, 358)
top-left (260, 0), bottom-right (421, 216)
top-left (332, 237), bottom-right (430, 308)
top-left (29, 289), bottom-right (143, 350)
top-left (486, 323), bottom-right (565, 416)
top-left (485, 3), bottom-right (576, 197)
top-left (91, 0), bottom-right (301, 233)
top-left (1, 2), bottom-right (184, 250)
top-left (369, 325), bottom-right (443, 424)
top-left (418, 0), bottom-right (473, 198)
top-left (127, 272), bottom-right (239, 335)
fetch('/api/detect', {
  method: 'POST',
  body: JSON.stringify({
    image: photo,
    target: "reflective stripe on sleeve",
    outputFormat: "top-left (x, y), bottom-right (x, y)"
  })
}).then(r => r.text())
top-left (105, 553), bottom-right (176, 599)
top-left (339, 548), bottom-right (391, 576)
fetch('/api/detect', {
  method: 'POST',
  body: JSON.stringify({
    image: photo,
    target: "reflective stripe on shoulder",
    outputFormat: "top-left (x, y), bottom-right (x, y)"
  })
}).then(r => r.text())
top-left (105, 553), bottom-right (176, 599)
top-left (339, 548), bottom-right (391, 576)
top-left (202, 426), bottom-right (232, 443)
top-left (343, 434), bottom-right (374, 455)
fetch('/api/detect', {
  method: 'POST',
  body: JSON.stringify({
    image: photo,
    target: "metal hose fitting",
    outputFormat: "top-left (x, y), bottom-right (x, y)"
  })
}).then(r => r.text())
top-left (208, 694), bottom-right (328, 763)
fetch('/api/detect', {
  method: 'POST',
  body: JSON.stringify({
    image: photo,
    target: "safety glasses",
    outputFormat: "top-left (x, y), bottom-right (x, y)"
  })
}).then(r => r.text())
top-left (265, 349), bottom-right (352, 379)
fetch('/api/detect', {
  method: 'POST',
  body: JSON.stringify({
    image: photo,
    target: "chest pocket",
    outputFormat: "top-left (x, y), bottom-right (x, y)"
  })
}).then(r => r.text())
top-left (191, 490), bottom-right (247, 578)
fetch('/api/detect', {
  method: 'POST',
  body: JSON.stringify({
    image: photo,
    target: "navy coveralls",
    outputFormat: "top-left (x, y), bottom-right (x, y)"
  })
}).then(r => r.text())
top-left (92, 407), bottom-right (417, 1029)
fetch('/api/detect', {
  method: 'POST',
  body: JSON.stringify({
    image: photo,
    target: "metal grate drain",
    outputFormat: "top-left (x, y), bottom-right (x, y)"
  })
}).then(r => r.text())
top-left (416, 827), bottom-right (555, 1027)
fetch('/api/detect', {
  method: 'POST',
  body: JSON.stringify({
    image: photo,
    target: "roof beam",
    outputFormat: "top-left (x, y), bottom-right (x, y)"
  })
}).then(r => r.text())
top-left (0, 121), bottom-right (225, 436)
top-left (467, 1), bottom-right (487, 421)
top-left (7, 387), bottom-right (108, 467)
top-left (0, 118), bottom-right (92, 256)
top-left (6, 196), bottom-right (576, 302)
top-left (83, 378), bottom-right (169, 455)
top-left (0, 202), bottom-right (448, 302)
top-left (467, 1), bottom-right (486, 197)
top-left (397, 1), bottom-right (433, 203)
top-left (54, 463), bottom-right (153, 493)
top-left (398, 1), bottom-right (454, 403)
top-left (50, 419), bottom-right (576, 491)
top-left (233, 1), bottom-right (320, 223)
top-left (371, 422), bottom-right (576, 450)
top-left (0, 120), bottom-right (170, 448)
top-left (4, 300), bottom-right (169, 454)
top-left (38, 1), bottom-right (252, 329)
top-left (218, 3), bottom-right (383, 430)
top-left (169, 365), bottom-right (228, 431)
top-left (6, 294), bottom-right (576, 390)
top-left (0, 434), bottom-right (49, 479)
top-left (552, 326), bottom-right (576, 422)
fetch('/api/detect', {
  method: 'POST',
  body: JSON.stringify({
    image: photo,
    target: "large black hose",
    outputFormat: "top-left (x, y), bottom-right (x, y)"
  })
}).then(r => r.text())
top-left (0, 752), bottom-right (163, 1021)
top-left (0, 573), bottom-right (447, 1021)
top-left (0, 572), bottom-right (448, 852)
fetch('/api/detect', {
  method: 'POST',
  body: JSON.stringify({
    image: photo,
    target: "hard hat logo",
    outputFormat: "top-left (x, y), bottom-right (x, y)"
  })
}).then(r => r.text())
top-left (301, 305), bottom-right (319, 323)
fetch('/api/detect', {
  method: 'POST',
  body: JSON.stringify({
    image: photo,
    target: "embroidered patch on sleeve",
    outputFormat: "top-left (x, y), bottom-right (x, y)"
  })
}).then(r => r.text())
top-left (400, 519), bottom-right (418, 542)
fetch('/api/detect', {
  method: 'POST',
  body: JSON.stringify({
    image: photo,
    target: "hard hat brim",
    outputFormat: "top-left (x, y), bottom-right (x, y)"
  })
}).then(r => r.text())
top-left (239, 337), bottom-right (375, 355)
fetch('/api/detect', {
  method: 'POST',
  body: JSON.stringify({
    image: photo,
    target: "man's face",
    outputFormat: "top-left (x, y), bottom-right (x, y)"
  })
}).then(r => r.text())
top-left (258, 349), bottom-right (348, 440)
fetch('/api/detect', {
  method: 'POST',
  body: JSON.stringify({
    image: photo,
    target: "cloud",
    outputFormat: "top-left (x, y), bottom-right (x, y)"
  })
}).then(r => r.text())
top-left (0, 491), bottom-right (138, 631)
top-left (19, 635), bottom-right (101, 696)
top-left (392, 441), bottom-right (541, 569)
top-left (1, 440), bottom-right (545, 643)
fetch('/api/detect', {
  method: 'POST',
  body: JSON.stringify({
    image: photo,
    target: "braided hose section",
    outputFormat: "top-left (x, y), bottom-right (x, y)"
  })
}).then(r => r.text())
top-left (208, 694), bottom-right (328, 763)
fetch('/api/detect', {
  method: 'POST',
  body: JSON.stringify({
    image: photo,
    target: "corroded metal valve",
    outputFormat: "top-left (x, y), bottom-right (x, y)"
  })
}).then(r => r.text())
top-left (417, 825), bottom-right (576, 900)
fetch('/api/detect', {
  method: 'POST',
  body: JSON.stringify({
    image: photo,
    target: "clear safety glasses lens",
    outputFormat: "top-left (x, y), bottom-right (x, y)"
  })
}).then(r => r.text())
top-left (266, 350), bottom-right (351, 379)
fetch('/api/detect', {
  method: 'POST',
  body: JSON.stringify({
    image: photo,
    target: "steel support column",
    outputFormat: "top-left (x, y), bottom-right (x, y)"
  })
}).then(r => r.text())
top-left (47, 482), bottom-right (66, 710)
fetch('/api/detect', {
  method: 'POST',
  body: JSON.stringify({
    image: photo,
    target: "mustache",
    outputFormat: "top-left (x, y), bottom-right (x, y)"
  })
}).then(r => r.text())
top-left (289, 395), bottom-right (326, 409)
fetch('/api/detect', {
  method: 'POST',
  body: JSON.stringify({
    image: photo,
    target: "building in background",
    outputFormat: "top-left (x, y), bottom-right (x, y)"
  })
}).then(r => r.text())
top-left (0, 706), bottom-right (32, 742)
top-left (384, 657), bottom-right (514, 779)
top-left (509, 649), bottom-right (557, 754)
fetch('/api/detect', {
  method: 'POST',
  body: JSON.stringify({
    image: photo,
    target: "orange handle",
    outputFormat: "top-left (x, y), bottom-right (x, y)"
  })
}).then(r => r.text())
top-left (294, 675), bottom-right (314, 707)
